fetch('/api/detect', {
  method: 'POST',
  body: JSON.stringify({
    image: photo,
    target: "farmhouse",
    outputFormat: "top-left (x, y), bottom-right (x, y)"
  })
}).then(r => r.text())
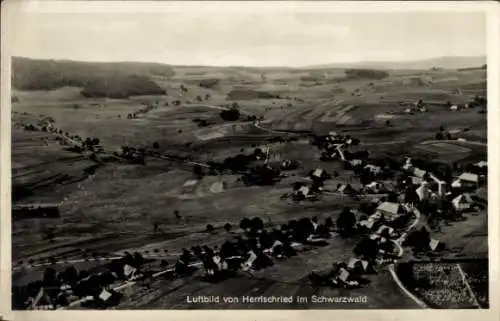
top-left (475, 161), bottom-right (487, 168)
top-left (429, 238), bottom-right (444, 251)
top-left (347, 258), bottom-right (371, 273)
top-left (359, 218), bottom-right (377, 230)
top-left (452, 172), bottom-right (479, 188)
top-left (452, 193), bottom-right (474, 211)
top-left (429, 173), bottom-right (447, 196)
top-left (375, 225), bottom-right (397, 238)
top-left (416, 183), bottom-right (430, 201)
top-left (376, 202), bottom-right (404, 221)
top-left (311, 168), bottom-right (328, 180)
top-left (350, 159), bottom-right (363, 167)
top-left (297, 186), bottom-right (311, 197)
top-left (182, 179), bottom-right (199, 193)
top-left (402, 157), bottom-right (413, 170)
top-left (450, 105), bottom-right (459, 111)
top-left (364, 164), bottom-right (382, 175)
top-left (365, 181), bottom-right (383, 193)
top-left (413, 168), bottom-right (427, 179)
top-left (337, 184), bottom-right (355, 195)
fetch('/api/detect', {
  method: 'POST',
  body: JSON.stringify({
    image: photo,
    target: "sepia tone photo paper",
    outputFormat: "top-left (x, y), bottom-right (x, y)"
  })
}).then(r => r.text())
top-left (1, 1), bottom-right (499, 321)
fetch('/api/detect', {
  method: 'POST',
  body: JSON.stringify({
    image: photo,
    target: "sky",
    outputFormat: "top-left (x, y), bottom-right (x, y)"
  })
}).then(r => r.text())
top-left (9, 3), bottom-right (487, 67)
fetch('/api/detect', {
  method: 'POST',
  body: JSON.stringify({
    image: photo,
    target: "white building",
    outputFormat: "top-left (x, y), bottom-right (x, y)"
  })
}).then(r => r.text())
top-left (429, 173), bottom-right (447, 196)
top-left (416, 183), bottom-right (430, 201)
top-left (452, 193), bottom-right (474, 211)
top-left (475, 161), bottom-right (487, 169)
top-left (452, 172), bottom-right (479, 188)
top-left (350, 159), bottom-right (363, 167)
top-left (365, 164), bottom-right (382, 175)
top-left (376, 202), bottom-right (403, 220)
top-left (413, 168), bottom-right (427, 179)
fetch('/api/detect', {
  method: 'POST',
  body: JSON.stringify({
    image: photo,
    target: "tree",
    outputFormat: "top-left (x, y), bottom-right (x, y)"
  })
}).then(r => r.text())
top-left (325, 217), bottom-right (334, 230)
top-left (435, 132), bottom-right (444, 140)
top-left (240, 218), bottom-right (251, 231)
top-left (193, 164), bottom-right (204, 178)
top-left (250, 217), bottom-right (264, 232)
top-left (152, 142), bottom-right (159, 149)
top-left (353, 237), bottom-right (378, 260)
top-left (43, 267), bottom-right (58, 286)
top-left (206, 224), bottom-right (214, 233)
top-left (336, 207), bottom-right (357, 236)
top-left (224, 223), bottom-right (232, 232)
top-left (220, 108), bottom-right (240, 121)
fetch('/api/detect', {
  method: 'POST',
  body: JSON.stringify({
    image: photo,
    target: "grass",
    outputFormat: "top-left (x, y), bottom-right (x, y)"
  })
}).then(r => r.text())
top-left (10, 59), bottom-right (487, 308)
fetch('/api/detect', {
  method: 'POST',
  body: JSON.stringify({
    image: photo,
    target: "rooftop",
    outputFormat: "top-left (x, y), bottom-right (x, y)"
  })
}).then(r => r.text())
top-left (376, 202), bottom-right (400, 215)
top-left (459, 172), bottom-right (479, 183)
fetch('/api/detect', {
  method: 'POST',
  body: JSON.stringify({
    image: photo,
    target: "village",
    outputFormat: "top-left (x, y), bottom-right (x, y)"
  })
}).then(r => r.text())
top-left (11, 92), bottom-right (488, 309)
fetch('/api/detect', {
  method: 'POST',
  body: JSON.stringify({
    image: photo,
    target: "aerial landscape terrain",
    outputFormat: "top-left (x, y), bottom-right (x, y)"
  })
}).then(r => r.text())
top-left (10, 55), bottom-right (488, 310)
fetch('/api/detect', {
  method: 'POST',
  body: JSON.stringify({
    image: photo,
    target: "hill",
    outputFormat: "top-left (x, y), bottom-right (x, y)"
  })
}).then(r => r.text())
top-left (306, 56), bottom-right (486, 70)
top-left (11, 57), bottom-right (173, 98)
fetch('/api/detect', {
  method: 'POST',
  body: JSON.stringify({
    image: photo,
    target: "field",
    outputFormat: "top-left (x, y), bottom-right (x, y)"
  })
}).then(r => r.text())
top-left (10, 58), bottom-right (487, 309)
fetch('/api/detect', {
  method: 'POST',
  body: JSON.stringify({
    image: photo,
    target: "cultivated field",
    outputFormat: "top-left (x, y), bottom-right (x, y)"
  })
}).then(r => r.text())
top-left (11, 59), bottom-right (487, 309)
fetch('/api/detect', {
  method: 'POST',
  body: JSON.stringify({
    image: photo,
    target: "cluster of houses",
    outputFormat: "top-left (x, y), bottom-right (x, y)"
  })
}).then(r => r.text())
top-left (13, 252), bottom-right (151, 310)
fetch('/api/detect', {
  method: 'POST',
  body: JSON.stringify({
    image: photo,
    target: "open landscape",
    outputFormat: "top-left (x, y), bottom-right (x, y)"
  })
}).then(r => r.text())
top-left (11, 55), bottom-right (488, 310)
top-left (8, 8), bottom-right (489, 311)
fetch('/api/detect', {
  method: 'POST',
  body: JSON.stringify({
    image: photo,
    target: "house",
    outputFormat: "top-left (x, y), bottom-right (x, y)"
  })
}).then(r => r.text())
top-left (452, 172), bottom-right (479, 188)
top-left (347, 258), bottom-right (371, 273)
top-left (338, 268), bottom-right (350, 282)
top-left (450, 105), bottom-right (458, 111)
top-left (413, 168), bottom-right (427, 179)
top-left (337, 184), bottom-right (355, 195)
top-left (429, 173), bottom-right (447, 196)
top-left (364, 164), bottom-right (382, 175)
top-left (350, 159), bottom-right (363, 167)
top-left (365, 181), bottom-right (383, 193)
top-left (416, 183), bottom-right (430, 201)
top-left (475, 161), bottom-right (487, 168)
top-left (182, 179), bottom-right (199, 193)
top-left (123, 264), bottom-right (138, 280)
top-left (411, 176), bottom-right (424, 185)
top-left (376, 225), bottom-right (397, 238)
top-left (452, 193), bottom-right (474, 211)
top-left (328, 131), bottom-right (339, 138)
top-left (376, 202), bottom-right (404, 221)
top-left (402, 157), bottom-right (413, 170)
top-left (311, 168), bottom-right (328, 180)
top-left (428, 239), bottom-right (444, 251)
top-left (359, 219), bottom-right (376, 230)
top-left (297, 185), bottom-right (311, 197)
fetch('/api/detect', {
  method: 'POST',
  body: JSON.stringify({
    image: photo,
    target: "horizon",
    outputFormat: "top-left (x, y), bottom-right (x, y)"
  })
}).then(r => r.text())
top-left (12, 54), bottom-right (487, 69)
top-left (8, 7), bottom-right (486, 68)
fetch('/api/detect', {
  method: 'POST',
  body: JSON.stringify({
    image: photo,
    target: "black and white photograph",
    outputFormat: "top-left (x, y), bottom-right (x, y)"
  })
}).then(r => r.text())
top-left (2, 1), bottom-right (497, 313)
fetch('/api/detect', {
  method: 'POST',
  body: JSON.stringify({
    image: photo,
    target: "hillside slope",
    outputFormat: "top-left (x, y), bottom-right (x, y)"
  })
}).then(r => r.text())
top-left (12, 57), bottom-right (173, 98)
